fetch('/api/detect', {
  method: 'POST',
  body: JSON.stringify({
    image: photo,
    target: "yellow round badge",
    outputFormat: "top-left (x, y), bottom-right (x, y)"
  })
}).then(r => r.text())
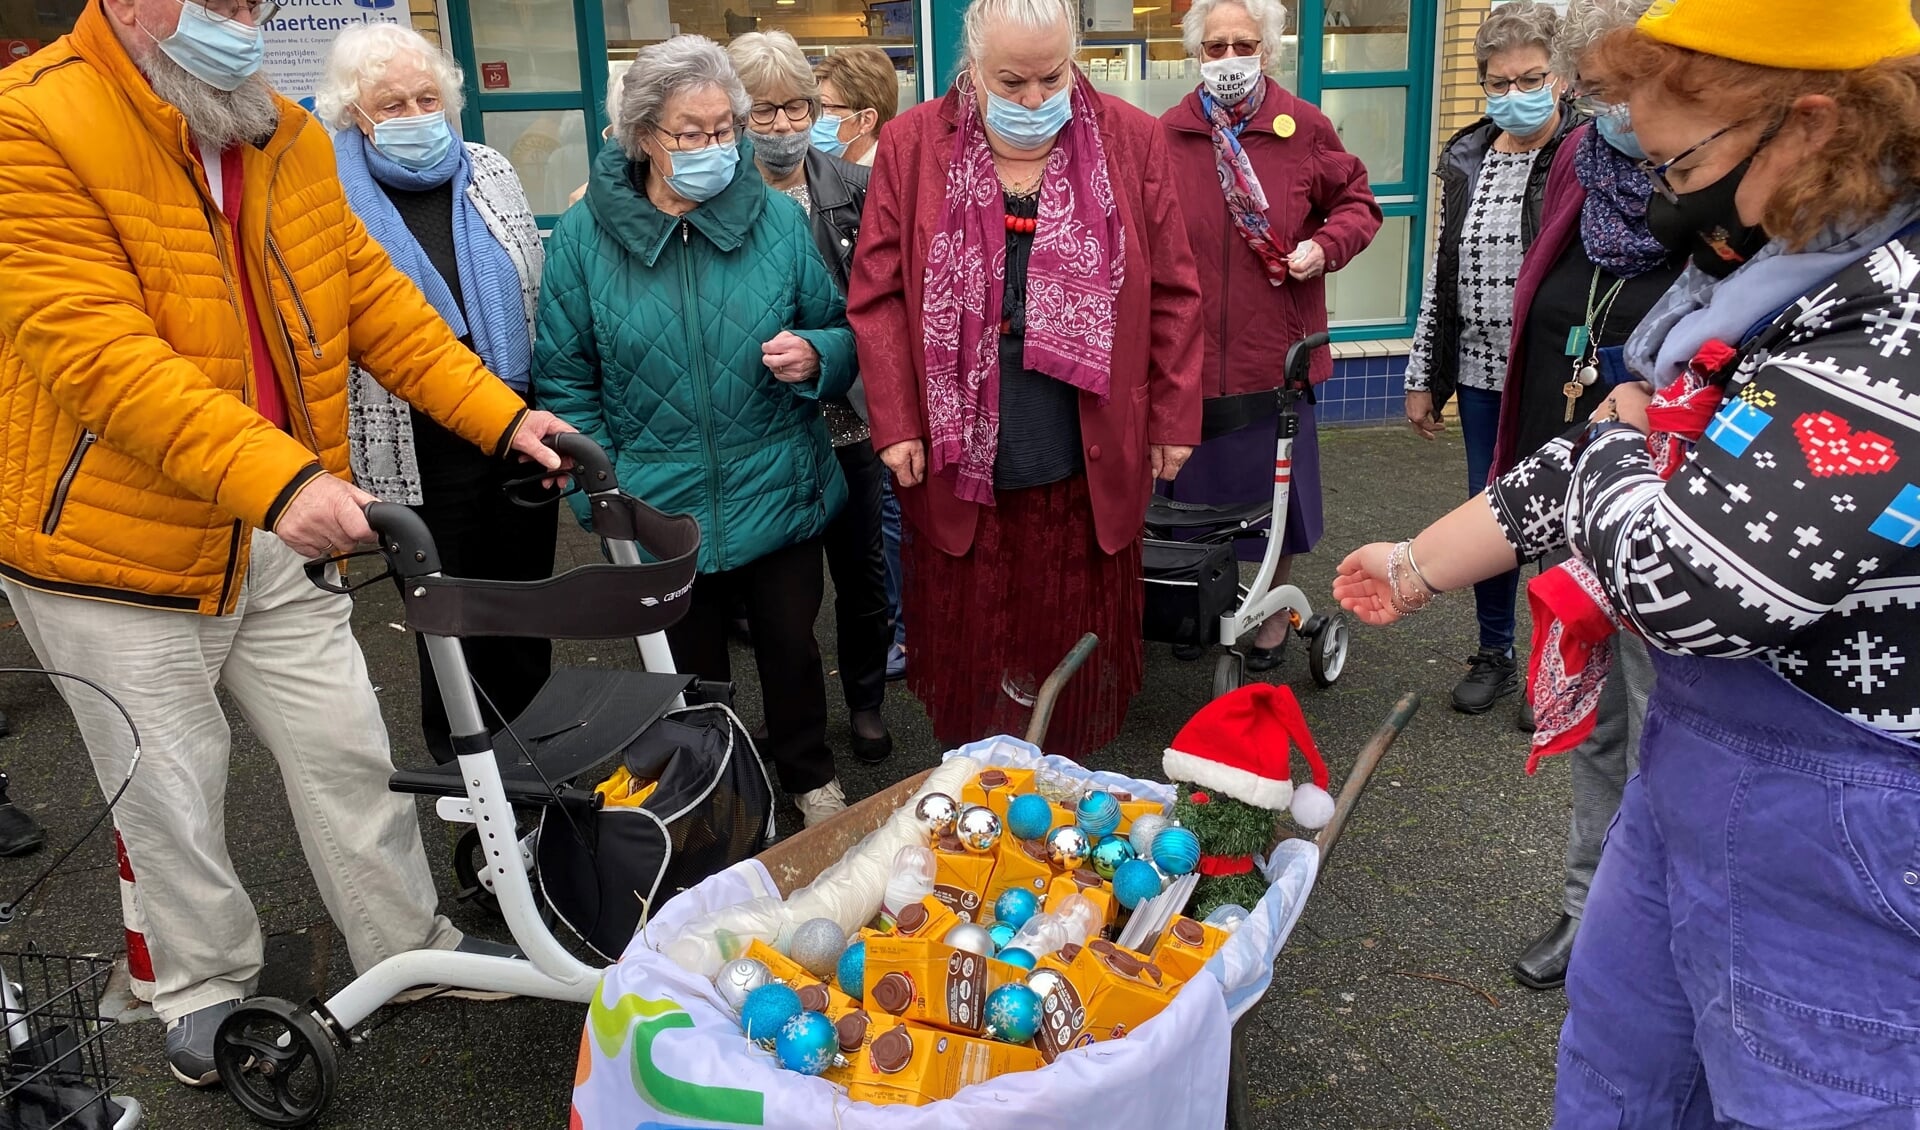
top-left (1273, 114), bottom-right (1296, 138)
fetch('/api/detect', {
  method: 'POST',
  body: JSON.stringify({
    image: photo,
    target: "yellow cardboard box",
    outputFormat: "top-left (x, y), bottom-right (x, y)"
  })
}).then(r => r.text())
top-left (1149, 916), bottom-right (1232, 984)
top-left (864, 935), bottom-right (1028, 1035)
top-left (960, 767), bottom-right (1034, 822)
top-left (931, 834), bottom-right (995, 922)
top-left (846, 1021), bottom-right (1044, 1107)
top-left (1044, 868), bottom-right (1117, 931)
top-left (980, 836), bottom-right (1056, 919)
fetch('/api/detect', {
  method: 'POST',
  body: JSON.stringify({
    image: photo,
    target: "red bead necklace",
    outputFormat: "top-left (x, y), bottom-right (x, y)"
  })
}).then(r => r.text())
top-left (1004, 213), bottom-right (1038, 235)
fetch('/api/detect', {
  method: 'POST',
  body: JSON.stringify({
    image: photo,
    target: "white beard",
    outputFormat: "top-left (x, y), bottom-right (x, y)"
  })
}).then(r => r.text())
top-left (135, 44), bottom-right (279, 150)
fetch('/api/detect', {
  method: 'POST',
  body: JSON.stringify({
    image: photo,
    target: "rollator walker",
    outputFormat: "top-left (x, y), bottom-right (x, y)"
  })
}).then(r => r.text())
top-left (211, 434), bottom-right (769, 1128)
top-left (1143, 331), bottom-right (1353, 697)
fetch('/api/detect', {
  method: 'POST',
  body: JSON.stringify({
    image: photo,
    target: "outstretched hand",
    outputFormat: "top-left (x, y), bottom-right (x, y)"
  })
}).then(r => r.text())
top-left (1333, 542), bottom-right (1403, 626)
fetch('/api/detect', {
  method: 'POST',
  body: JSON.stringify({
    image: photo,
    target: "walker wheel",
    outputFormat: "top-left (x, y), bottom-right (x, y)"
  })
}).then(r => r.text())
top-left (1212, 652), bottom-right (1243, 699)
top-left (452, 826), bottom-right (499, 917)
top-left (1301, 614), bottom-right (1328, 638)
top-left (1309, 613), bottom-right (1350, 688)
top-left (214, 997), bottom-right (339, 1128)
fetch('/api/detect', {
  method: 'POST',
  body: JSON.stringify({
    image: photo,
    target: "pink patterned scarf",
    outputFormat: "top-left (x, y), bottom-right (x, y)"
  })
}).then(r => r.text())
top-left (921, 74), bottom-right (1126, 505)
top-left (1201, 83), bottom-right (1290, 287)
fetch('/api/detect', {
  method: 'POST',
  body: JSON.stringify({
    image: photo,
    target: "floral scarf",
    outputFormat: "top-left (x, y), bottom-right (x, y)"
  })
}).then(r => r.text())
top-left (1572, 125), bottom-right (1668, 279)
top-left (1201, 82), bottom-right (1290, 287)
top-left (922, 74), bottom-right (1126, 505)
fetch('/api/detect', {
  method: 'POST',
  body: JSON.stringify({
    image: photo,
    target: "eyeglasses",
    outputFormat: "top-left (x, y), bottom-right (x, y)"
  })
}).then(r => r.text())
top-left (1201, 39), bottom-right (1262, 59)
top-left (820, 101), bottom-right (856, 116)
top-left (1636, 116), bottom-right (1780, 203)
top-left (1481, 70), bottom-right (1549, 97)
top-left (185, 0), bottom-right (282, 25)
top-left (653, 124), bottom-right (738, 151)
top-left (748, 98), bottom-right (813, 126)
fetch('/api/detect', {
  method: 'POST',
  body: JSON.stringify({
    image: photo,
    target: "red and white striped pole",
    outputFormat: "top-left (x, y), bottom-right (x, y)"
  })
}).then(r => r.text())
top-left (114, 831), bottom-right (155, 1003)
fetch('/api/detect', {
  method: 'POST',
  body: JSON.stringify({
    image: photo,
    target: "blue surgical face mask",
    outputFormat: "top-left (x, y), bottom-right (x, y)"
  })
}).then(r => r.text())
top-left (145, 0), bottom-right (264, 92)
top-left (1486, 82), bottom-right (1558, 138)
top-left (364, 110), bottom-right (455, 171)
top-left (1595, 108), bottom-right (1645, 161)
top-left (663, 141), bottom-right (739, 203)
top-left (810, 114), bottom-right (848, 157)
top-left (983, 84), bottom-right (1072, 151)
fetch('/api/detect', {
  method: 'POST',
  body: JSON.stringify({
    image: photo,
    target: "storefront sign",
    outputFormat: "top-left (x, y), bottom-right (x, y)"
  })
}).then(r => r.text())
top-left (481, 60), bottom-right (511, 88)
top-left (261, 0), bottom-right (406, 111)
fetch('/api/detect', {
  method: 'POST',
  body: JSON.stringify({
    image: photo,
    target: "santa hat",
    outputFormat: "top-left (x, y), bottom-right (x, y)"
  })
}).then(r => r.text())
top-left (1162, 684), bottom-right (1335, 829)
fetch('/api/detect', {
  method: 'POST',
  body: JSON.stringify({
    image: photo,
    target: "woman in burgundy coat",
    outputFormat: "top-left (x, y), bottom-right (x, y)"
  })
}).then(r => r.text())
top-left (1160, 0), bottom-right (1383, 671)
top-left (846, 0), bottom-right (1203, 758)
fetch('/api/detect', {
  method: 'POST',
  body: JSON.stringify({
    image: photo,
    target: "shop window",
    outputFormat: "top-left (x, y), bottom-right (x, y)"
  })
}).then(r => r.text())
top-left (1074, 0), bottom-right (1299, 119)
top-left (470, 0), bottom-right (586, 91)
top-left (1325, 212), bottom-right (1409, 326)
top-left (1321, 0), bottom-right (1407, 73)
top-left (1, 0), bottom-right (84, 68)
top-left (484, 108), bottom-right (592, 215)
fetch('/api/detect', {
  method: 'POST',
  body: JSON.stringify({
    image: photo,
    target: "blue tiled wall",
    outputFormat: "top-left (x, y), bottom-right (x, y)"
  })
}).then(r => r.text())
top-left (1318, 355), bottom-right (1408, 426)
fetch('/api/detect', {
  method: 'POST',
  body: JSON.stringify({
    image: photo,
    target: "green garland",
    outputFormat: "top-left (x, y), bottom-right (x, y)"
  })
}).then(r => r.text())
top-left (1171, 782), bottom-right (1277, 919)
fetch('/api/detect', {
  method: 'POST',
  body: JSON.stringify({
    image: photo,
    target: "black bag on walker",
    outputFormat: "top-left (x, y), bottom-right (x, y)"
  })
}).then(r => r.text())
top-left (537, 697), bottom-right (776, 962)
top-left (1142, 539), bottom-right (1238, 647)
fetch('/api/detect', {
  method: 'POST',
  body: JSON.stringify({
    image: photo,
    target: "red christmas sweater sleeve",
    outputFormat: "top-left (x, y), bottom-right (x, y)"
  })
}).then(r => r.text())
top-left (1485, 246), bottom-right (1920, 738)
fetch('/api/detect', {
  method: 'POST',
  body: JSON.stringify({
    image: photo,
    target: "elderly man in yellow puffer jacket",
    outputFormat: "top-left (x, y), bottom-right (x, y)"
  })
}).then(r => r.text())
top-left (0, 0), bottom-right (577, 1087)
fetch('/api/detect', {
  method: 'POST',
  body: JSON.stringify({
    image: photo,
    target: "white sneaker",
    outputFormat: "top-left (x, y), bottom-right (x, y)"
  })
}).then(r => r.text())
top-left (797, 780), bottom-right (848, 827)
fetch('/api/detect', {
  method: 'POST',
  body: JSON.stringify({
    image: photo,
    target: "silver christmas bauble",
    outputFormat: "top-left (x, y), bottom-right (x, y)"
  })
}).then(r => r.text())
top-left (1045, 825), bottom-right (1093, 870)
top-left (943, 921), bottom-right (995, 957)
top-left (1026, 967), bottom-right (1067, 1001)
top-left (956, 805), bottom-right (1003, 854)
top-left (914, 792), bottom-right (960, 838)
top-left (1127, 813), bottom-right (1172, 860)
top-left (788, 917), bottom-right (849, 979)
top-left (714, 958), bottom-right (772, 1013)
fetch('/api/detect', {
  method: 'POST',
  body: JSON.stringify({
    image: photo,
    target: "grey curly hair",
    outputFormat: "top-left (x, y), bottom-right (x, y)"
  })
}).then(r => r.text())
top-left (1551, 0), bottom-right (1652, 85)
top-left (1180, 0), bottom-right (1289, 62)
top-left (613, 35), bottom-right (750, 159)
top-left (1474, 0), bottom-right (1561, 80)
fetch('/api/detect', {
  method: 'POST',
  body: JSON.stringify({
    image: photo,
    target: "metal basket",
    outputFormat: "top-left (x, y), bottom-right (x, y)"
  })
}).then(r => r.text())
top-left (0, 950), bottom-right (139, 1130)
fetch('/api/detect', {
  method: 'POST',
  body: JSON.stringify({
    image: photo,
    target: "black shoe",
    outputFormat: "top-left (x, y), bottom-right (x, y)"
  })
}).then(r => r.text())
top-left (1245, 624), bottom-right (1292, 673)
top-left (850, 710), bottom-right (893, 764)
top-left (0, 774), bottom-right (42, 858)
top-left (1452, 647), bottom-right (1520, 714)
top-left (1517, 699), bottom-right (1536, 733)
top-left (1171, 644), bottom-right (1205, 661)
top-left (1513, 913), bottom-right (1578, 991)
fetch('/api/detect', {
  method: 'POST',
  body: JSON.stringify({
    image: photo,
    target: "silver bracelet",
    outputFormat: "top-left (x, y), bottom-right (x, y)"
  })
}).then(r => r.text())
top-left (1405, 540), bottom-right (1439, 596)
top-left (1385, 540), bottom-right (1434, 615)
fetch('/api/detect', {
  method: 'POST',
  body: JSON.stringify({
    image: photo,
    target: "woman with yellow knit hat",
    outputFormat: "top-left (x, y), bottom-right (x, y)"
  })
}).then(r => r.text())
top-left (1332, 0), bottom-right (1920, 1121)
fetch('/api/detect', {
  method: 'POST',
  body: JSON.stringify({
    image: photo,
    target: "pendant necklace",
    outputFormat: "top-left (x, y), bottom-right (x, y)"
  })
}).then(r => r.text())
top-left (1563, 266), bottom-right (1626, 423)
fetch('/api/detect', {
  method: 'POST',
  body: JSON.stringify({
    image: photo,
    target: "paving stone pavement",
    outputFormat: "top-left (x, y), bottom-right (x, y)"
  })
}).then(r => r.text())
top-left (0, 423), bottom-right (1571, 1129)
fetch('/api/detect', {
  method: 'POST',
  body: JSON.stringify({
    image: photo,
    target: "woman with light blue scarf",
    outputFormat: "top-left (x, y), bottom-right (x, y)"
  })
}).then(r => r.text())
top-left (318, 23), bottom-right (555, 764)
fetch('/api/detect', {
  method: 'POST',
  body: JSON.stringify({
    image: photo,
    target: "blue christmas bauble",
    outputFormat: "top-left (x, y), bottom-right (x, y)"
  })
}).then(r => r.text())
top-left (984, 983), bottom-right (1043, 1043)
top-left (997, 946), bottom-right (1036, 971)
top-left (1127, 812), bottom-right (1171, 860)
top-left (1112, 858), bottom-right (1165, 909)
top-left (994, 887), bottom-right (1040, 931)
top-left (836, 939), bottom-right (866, 1001)
top-left (740, 983), bottom-right (803, 1046)
top-left (1151, 825), bottom-right (1202, 877)
top-left (988, 923), bottom-right (1018, 951)
top-left (1075, 791), bottom-right (1122, 838)
top-left (1090, 836), bottom-right (1137, 881)
top-left (775, 1010), bottom-right (839, 1075)
top-left (1006, 794), bottom-right (1054, 841)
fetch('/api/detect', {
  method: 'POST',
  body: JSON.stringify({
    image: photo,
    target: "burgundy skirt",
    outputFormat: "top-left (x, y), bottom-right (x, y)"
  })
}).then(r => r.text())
top-left (904, 475), bottom-right (1144, 760)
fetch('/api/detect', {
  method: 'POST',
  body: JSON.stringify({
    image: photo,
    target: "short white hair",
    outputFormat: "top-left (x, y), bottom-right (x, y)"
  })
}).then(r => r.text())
top-left (1181, 0), bottom-right (1289, 61)
top-left (614, 35), bottom-right (749, 159)
top-left (727, 30), bottom-right (818, 105)
top-left (961, 0), bottom-right (1081, 66)
top-left (315, 23), bottom-right (465, 132)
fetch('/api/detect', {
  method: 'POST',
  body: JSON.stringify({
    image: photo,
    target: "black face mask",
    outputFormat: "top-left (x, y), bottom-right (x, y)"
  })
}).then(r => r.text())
top-left (1645, 155), bottom-right (1771, 279)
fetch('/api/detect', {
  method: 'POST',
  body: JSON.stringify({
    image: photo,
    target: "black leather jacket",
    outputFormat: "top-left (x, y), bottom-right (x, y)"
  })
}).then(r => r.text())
top-left (802, 147), bottom-right (868, 294)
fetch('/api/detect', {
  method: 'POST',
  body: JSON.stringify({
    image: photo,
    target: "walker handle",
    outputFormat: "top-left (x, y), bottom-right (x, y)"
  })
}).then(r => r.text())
top-left (545, 432), bottom-right (618, 494)
top-left (1282, 332), bottom-right (1331, 397)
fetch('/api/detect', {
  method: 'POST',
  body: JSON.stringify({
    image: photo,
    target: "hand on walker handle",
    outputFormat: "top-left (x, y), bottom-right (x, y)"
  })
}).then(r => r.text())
top-left (275, 474), bottom-right (378, 560)
top-left (1151, 444), bottom-right (1193, 482)
top-left (880, 439), bottom-right (926, 487)
top-left (1333, 542), bottom-right (1405, 626)
top-left (1404, 391), bottom-right (1443, 440)
top-left (508, 410), bottom-right (578, 488)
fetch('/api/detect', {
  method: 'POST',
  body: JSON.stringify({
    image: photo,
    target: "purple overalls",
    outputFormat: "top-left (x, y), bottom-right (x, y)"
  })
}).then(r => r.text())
top-left (1556, 650), bottom-right (1920, 1127)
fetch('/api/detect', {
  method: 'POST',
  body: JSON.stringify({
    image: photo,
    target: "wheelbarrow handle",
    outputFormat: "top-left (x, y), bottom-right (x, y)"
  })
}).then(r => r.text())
top-left (1024, 632), bottom-right (1100, 748)
top-left (1312, 691), bottom-right (1421, 864)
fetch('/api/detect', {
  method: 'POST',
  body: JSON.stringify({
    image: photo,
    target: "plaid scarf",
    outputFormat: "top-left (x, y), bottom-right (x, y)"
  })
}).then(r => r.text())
top-left (921, 74), bottom-right (1126, 505)
top-left (1200, 83), bottom-right (1290, 287)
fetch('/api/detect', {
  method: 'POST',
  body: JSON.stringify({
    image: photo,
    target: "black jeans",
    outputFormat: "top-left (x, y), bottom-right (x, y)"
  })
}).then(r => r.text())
top-left (410, 406), bottom-right (558, 763)
top-left (667, 537), bottom-right (834, 795)
top-left (823, 442), bottom-right (892, 713)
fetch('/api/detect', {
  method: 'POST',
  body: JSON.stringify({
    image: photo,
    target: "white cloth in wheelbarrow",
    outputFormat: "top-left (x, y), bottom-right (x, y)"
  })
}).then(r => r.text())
top-left (571, 737), bottom-right (1319, 1129)
top-left (539, 701), bottom-right (776, 962)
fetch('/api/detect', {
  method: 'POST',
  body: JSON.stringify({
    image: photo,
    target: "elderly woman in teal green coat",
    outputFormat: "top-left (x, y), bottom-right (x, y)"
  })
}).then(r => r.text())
top-left (534, 34), bottom-right (857, 826)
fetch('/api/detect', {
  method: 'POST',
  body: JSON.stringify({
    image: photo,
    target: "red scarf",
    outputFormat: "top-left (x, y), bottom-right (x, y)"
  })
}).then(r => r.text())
top-left (1524, 340), bottom-right (1739, 769)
